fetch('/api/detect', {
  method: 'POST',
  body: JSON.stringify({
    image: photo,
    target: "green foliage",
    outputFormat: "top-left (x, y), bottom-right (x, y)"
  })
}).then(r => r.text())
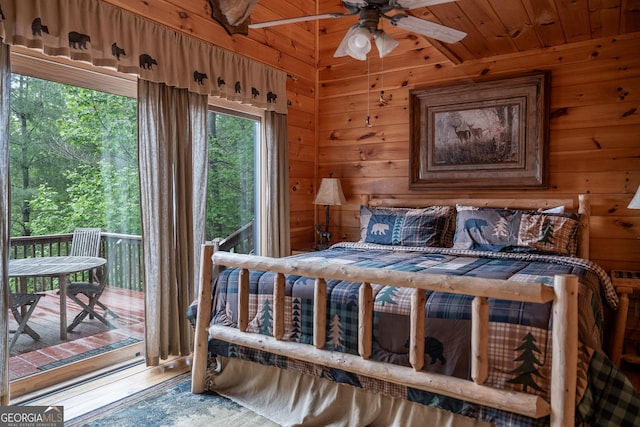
top-left (9, 74), bottom-right (139, 237)
top-left (206, 111), bottom-right (256, 240)
top-left (10, 74), bottom-right (251, 242)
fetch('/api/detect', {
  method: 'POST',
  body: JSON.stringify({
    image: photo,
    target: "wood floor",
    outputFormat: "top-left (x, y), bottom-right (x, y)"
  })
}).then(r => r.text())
top-left (22, 355), bottom-right (192, 421)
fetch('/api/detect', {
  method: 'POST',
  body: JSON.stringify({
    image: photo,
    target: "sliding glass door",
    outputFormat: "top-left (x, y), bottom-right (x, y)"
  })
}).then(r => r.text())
top-left (7, 72), bottom-right (143, 397)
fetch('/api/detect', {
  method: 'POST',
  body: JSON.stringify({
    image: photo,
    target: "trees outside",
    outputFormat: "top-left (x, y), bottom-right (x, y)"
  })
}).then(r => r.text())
top-left (9, 74), bottom-right (254, 241)
top-left (9, 74), bottom-right (139, 237)
top-left (206, 111), bottom-right (256, 240)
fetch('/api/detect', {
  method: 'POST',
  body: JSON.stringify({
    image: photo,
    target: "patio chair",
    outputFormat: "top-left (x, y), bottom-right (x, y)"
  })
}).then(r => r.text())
top-left (65, 228), bottom-right (119, 332)
top-left (9, 292), bottom-right (44, 352)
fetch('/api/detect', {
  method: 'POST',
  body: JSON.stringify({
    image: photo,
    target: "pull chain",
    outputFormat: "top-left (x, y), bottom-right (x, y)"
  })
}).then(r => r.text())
top-left (379, 53), bottom-right (387, 106)
top-left (365, 55), bottom-right (372, 127)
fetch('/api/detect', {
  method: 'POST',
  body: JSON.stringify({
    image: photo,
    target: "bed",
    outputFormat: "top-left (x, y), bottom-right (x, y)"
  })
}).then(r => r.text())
top-left (189, 194), bottom-right (640, 426)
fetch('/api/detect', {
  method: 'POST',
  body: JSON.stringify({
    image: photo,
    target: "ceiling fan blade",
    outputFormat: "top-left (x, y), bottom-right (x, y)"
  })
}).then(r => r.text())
top-left (249, 13), bottom-right (349, 29)
top-left (344, 0), bottom-right (369, 6)
top-left (390, 14), bottom-right (466, 43)
top-left (392, 0), bottom-right (459, 10)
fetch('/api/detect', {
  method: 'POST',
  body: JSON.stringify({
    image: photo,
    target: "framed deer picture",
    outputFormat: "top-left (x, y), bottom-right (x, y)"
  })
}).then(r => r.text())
top-left (409, 72), bottom-right (550, 189)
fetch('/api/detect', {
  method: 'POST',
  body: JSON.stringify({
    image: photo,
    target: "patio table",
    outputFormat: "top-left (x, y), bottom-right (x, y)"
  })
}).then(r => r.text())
top-left (8, 256), bottom-right (107, 340)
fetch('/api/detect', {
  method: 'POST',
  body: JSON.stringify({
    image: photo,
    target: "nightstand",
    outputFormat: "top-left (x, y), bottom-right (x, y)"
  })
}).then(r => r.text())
top-left (610, 270), bottom-right (640, 366)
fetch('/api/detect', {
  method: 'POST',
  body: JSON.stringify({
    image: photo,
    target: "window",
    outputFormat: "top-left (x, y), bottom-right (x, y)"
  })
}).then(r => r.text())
top-left (206, 104), bottom-right (263, 255)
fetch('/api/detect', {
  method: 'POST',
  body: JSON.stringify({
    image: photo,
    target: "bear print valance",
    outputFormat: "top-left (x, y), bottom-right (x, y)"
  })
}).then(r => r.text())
top-left (0, 0), bottom-right (287, 114)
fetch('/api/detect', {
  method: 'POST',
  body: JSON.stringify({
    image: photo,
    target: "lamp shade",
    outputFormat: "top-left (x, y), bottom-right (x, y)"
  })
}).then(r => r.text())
top-left (628, 185), bottom-right (640, 209)
top-left (374, 30), bottom-right (399, 57)
top-left (334, 25), bottom-right (371, 61)
top-left (313, 178), bottom-right (347, 206)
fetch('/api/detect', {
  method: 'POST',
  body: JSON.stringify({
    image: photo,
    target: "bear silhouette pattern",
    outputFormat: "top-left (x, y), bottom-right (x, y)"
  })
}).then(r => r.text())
top-left (371, 223), bottom-right (389, 235)
top-left (267, 92), bottom-right (278, 103)
top-left (464, 218), bottom-right (488, 234)
top-left (139, 54), bottom-right (158, 70)
top-left (194, 71), bottom-right (208, 85)
top-left (404, 336), bottom-right (447, 365)
top-left (217, 77), bottom-right (225, 88)
top-left (234, 81), bottom-right (241, 93)
top-left (111, 43), bottom-right (126, 60)
top-left (32, 18), bottom-right (49, 36)
top-left (251, 87), bottom-right (260, 99)
top-left (425, 336), bottom-right (446, 365)
top-left (69, 31), bottom-right (90, 49)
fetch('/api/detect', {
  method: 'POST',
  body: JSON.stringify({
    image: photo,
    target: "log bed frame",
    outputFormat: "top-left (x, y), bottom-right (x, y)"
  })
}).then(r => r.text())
top-left (191, 195), bottom-right (591, 427)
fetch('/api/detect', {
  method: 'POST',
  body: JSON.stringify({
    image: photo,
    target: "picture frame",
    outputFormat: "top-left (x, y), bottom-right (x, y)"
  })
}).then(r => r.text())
top-left (409, 72), bottom-right (550, 189)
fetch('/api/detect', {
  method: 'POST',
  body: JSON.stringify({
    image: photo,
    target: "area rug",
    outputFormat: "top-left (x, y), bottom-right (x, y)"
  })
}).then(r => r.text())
top-left (65, 373), bottom-right (279, 427)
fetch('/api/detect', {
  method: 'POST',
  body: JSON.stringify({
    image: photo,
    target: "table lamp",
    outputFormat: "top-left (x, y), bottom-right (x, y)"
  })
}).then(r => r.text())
top-left (313, 175), bottom-right (347, 250)
top-left (628, 185), bottom-right (640, 210)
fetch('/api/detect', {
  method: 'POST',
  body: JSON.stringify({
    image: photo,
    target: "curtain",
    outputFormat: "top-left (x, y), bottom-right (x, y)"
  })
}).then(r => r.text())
top-left (263, 111), bottom-right (290, 258)
top-left (138, 79), bottom-right (208, 364)
top-left (0, 0), bottom-right (287, 114)
top-left (0, 41), bottom-right (10, 404)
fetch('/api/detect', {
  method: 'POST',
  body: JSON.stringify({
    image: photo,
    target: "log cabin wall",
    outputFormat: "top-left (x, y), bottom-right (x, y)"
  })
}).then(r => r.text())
top-left (99, 1), bottom-right (639, 272)
top-left (317, 32), bottom-right (640, 273)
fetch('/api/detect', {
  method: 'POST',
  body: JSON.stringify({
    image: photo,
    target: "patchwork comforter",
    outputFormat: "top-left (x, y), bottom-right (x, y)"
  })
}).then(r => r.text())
top-left (194, 243), bottom-right (640, 426)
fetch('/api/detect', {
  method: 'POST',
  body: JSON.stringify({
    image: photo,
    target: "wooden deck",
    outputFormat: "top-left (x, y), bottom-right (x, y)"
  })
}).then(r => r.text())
top-left (9, 286), bottom-right (144, 382)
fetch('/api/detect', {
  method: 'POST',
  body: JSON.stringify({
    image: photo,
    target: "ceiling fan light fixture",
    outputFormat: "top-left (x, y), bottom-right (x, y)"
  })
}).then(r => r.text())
top-left (334, 25), bottom-right (371, 60)
top-left (373, 30), bottom-right (399, 57)
top-left (347, 26), bottom-right (372, 60)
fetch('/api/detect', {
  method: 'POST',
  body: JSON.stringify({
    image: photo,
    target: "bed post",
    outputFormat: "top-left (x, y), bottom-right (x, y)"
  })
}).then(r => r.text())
top-left (191, 241), bottom-right (217, 393)
top-left (550, 274), bottom-right (578, 427)
top-left (577, 194), bottom-right (590, 259)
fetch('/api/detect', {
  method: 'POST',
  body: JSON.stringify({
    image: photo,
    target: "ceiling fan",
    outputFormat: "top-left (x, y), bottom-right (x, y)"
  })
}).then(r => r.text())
top-left (249, 0), bottom-right (466, 60)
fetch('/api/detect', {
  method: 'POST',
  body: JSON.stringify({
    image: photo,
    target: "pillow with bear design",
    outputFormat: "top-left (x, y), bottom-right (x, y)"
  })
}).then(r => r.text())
top-left (359, 205), bottom-right (455, 247)
top-left (452, 205), bottom-right (580, 256)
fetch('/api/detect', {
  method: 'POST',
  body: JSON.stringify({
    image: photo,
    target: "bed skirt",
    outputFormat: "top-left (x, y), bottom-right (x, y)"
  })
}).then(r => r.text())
top-left (206, 356), bottom-right (493, 427)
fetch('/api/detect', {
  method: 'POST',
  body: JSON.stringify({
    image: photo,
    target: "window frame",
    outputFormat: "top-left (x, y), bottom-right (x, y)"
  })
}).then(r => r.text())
top-left (207, 97), bottom-right (265, 254)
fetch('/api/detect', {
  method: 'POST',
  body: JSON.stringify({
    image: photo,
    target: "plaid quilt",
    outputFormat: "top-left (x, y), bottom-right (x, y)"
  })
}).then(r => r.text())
top-left (194, 243), bottom-right (639, 426)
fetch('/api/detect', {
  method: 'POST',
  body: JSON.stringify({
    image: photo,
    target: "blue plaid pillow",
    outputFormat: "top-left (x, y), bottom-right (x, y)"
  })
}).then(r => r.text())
top-left (360, 205), bottom-right (455, 247)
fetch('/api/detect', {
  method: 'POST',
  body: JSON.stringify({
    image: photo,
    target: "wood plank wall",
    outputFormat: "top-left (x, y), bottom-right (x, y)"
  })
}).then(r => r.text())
top-left (317, 33), bottom-right (640, 273)
top-left (100, 0), bottom-right (639, 272)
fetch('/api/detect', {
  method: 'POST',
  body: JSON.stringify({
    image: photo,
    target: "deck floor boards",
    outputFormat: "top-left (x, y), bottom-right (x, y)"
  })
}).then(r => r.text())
top-left (9, 286), bottom-right (144, 381)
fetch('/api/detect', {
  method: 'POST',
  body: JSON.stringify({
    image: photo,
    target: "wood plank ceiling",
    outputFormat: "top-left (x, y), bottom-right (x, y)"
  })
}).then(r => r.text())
top-left (101, 1), bottom-right (640, 69)
top-left (311, 0), bottom-right (640, 64)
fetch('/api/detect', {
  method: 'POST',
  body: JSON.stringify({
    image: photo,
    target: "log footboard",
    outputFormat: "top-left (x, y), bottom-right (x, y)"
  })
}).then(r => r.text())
top-left (191, 245), bottom-right (578, 427)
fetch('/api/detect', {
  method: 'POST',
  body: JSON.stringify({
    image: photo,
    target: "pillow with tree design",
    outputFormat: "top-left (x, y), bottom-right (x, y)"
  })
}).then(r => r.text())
top-left (452, 205), bottom-right (580, 256)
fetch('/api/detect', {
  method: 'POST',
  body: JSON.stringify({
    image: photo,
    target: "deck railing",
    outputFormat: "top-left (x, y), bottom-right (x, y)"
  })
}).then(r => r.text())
top-left (9, 232), bottom-right (143, 292)
top-left (8, 223), bottom-right (255, 293)
top-left (215, 220), bottom-right (255, 254)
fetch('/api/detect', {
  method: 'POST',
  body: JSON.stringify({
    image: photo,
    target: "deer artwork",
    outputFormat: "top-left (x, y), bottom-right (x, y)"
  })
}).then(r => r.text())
top-left (468, 123), bottom-right (484, 141)
top-left (452, 124), bottom-right (471, 143)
